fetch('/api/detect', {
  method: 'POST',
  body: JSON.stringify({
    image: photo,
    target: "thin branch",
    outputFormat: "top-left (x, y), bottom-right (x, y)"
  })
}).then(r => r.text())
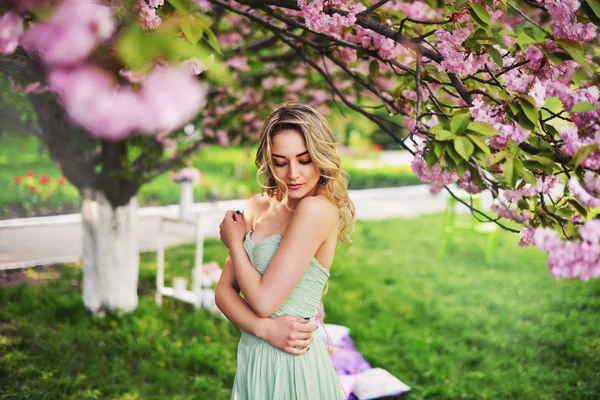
top-left (508, 1), bottom-right (546, 32)
top-left (359, 0), bottom-right (392, 16)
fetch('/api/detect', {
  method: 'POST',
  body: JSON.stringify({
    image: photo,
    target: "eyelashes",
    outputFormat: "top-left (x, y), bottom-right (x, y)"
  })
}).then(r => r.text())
top-left (273, 159), bottom-right (312, 167)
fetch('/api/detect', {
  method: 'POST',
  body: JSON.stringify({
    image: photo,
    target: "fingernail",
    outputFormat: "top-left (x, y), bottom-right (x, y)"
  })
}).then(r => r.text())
top-left (303, 317), bottom-right (310, 320)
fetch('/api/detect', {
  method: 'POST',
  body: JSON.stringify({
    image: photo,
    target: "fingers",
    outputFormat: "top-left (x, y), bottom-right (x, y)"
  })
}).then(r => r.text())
top-left (284, 345), bottom-right (309, 356)
top-left (296, 323), bottom-right (318, 333)
top-left (289, 338), bottom-right (312, 348)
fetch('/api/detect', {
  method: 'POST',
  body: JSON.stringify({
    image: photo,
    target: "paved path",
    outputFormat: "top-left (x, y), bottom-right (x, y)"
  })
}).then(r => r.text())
top-left (0, 185), bottom-right (490, 270)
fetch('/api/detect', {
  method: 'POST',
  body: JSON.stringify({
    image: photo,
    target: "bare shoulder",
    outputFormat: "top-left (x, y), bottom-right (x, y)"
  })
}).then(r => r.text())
top-left (295, 196), bottom-right (338, 229)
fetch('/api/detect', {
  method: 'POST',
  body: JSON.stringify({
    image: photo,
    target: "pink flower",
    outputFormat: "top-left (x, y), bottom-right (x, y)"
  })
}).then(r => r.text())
top-left (0, 12), bottom-right (23, 55)
top-left (411, 154), bottom-right (458, 194)
top-left (137, 0), bottom-right (162, 30)
top-left (568, 177), bottom-right (600, 208)
top-left (138, 66), bottom-right (208, 135)
top-left (584, 171), bottom-right (600, 195)
top-left (49, 65), bottom-right (141, 141)
top-left (21, 0), bottom-right (115, 66)
top-left (202, 262), bottom-right (222, 284)
top-left (226, 56), bottom-right (250, 71)
top-left (519, 227), bottom-right (535, 247)
top-left (183, 58), bottom-right (207, 75)
top-left (298, 0), bottom-right (363, 33)
top-left (219, 32), bottom-right (242, 47)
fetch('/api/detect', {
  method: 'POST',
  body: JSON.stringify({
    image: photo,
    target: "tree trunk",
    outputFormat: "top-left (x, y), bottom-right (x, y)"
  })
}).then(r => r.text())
top-left (81, 188), bottom-right (139, 315)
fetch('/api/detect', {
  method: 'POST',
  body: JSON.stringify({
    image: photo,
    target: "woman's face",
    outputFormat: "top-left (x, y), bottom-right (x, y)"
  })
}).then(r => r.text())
top-left (270, 128), bottom-right (320, 201)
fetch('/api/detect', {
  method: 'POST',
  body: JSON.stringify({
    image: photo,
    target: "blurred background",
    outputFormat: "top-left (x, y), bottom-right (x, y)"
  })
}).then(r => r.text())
top-left (1, 0), bottom-right (599, 399)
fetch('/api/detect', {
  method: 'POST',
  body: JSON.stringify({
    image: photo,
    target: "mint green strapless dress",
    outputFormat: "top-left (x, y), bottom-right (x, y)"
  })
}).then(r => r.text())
top-left (231, 232), bottom-right (345, 400)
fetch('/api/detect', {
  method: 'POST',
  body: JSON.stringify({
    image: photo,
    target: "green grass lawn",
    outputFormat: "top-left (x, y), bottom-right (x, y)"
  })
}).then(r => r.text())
top-left (1, 214), bottom-right (599, 399)
top-left (0, 133), bottom-right (420, 219)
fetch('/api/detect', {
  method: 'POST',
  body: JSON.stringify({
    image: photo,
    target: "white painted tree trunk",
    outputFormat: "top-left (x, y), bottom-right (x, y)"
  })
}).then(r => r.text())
top-left (81, 188), bottom-right (139, 315)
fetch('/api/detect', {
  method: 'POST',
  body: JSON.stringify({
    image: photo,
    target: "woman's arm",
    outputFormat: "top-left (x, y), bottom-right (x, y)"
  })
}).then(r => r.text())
top-left (225, 196), bottom-right (337, 318)
top-left (215, 255), bottom-right (316, 355)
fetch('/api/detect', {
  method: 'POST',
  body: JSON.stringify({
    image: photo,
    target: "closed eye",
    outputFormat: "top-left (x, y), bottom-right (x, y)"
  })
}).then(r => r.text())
top-left (273, 159), bottom-right (312, 167)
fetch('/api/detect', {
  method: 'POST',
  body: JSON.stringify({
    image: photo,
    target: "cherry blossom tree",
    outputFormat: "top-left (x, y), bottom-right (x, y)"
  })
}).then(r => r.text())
top-left (1, 0), bottom-right (599, 314)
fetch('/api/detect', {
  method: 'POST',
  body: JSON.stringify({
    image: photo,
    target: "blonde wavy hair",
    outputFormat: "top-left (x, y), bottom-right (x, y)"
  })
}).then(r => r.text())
top-left (255, 103), bottom-right (355, 242)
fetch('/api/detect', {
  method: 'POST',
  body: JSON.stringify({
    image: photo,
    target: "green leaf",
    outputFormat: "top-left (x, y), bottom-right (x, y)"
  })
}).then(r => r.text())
top-left (487, 150), bottom-right (509, 166)
top-left (508, 140), bottom-right (522, 157)
top-left (166, 0), bottom-right (191, 12)
top-left (572, 143), bottom-right (600, 166)
top-left (434, 142), bottom-right (446, 157)
top-left (516, 111), bottom-right (536, 131)
top-left (515, 33), bottom-right (538, 49)
top-left (467, 121), bottom-right (498, 137)
top-left (522, 168), bottom-right (537, 185)
top-left (469, 4), bottom-right (491, 26)
top-left (467, 134), bottom-right (491, 155)
top-left (503, 157), bottom-right (517, 188)
top-left (560, 44), bottom-right (593, 71)
top-left (449, 113), bottom-right (471, 134)
top-left (445, 144), bottom-right (463, 165)
top-left (568, 198), bottom-right (588, 218)
top-left (582, 0), bottom-right (600, 24)
top-left (518, 98), bottom-right (540, 127)
top-left (181, 17), bottom-right (203, 44)
top-left (454, 136), bottom-right (475, 161)
top-left (570, 102), bottom-right (599, 113)
top-left (423, 148), bottom-right (438, 168)
top-left (436, 129), bottom-right (455, 141)
top-left (483, 44), bottom-right (503, 68)
top-left (369, 60), bottom-right (380, 79)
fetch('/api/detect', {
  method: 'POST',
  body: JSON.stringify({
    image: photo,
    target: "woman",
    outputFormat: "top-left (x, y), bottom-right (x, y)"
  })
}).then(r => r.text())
top-left (216, 103), bottom-right (355, 399)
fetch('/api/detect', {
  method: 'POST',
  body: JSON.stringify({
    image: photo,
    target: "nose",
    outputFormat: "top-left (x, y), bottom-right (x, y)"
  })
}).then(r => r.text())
top-left (287, 161), bottom-right (300, 181)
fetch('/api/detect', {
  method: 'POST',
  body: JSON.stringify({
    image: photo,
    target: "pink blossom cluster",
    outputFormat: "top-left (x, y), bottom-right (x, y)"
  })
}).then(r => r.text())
top-left (562, 86), bottom-right (600, 132)
top-left (136, 0), bottom-right (163, 30)
top-left (226, 56), bottom-right (251, 71)
top-left (171, 167), bottom-right (203, 185)
top-left (183, 58), bottom-right (208, 75)
top-left (21, 0), bottom-right (115, 66)
top-left (568, 177), bottom-right (600, 208)
top-left (534, 219), bottom-right (600, 281)
top-left (540, 0), bottom-right (596, 42)
top-left (458, 170), bottom-right (483, 194)
top-left (262, 76), bottom-right (288, 89)
top-left (411, 154), bottom-right (459, 194)
top-left (502, 45), bottom-right (579, 110)
top-left (219, 32), bottom-right (242, 47)
top-left (470, 96), bottom-right (530, 149)
top-left (49, 65), bottom-right (207, 141)
top-left (560, 126), bottom-right (600, 170)
top-left (491, 202), bottom-right (531, 223)
top-left (190, 0), bottom-right (213, 12)
top-left (435, 28), bottom-right (491, 76)
top-left (519, 226), bottom-right (535, 247)
top-left (298, 0), bottom-right (364, 34)
top-left (345, 26), bottom-right (412, 60)
top-left (584, 171), bottom-right (600, 195)
top-left (0, 11), bottom-right (23, 54)
top-left (383, 1), bottom-right (440, 20)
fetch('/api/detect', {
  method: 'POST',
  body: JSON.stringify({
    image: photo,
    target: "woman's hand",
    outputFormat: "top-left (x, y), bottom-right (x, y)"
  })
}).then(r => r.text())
top-left (219, 210), bottom-right (247, 249)
top-left (255, 315), bottom-right (318, 355)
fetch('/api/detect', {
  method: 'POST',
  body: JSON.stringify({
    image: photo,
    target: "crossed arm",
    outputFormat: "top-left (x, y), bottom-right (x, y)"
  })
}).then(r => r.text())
top-left (224, 196), bottom-right (337, 318)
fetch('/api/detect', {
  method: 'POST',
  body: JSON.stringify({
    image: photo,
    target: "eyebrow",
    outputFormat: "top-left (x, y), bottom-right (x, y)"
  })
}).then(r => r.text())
top-left (272, 151), bottom-right (309, 158)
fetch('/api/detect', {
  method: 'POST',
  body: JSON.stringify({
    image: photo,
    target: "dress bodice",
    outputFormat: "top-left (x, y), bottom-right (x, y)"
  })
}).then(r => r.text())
top-left (243, 231), bottom-right (330, 319)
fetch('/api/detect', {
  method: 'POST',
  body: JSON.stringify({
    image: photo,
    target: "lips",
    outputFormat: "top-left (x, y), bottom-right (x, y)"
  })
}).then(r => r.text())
top-left (287, 183), bottom-right (303, 190)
